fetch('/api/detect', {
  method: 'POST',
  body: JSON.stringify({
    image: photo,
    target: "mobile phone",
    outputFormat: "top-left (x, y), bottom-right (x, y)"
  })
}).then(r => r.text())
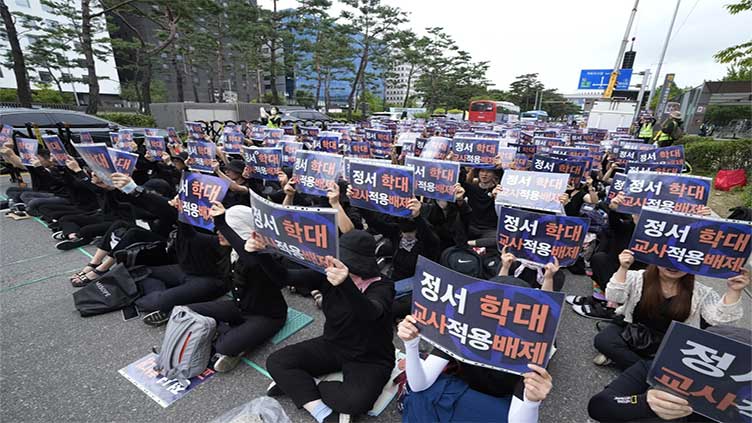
top-left (122, 305), bottom-right (139, 321)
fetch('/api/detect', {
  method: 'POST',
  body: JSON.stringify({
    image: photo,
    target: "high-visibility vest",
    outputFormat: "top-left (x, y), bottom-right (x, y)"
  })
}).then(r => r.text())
top-left (638, 122), bottom-right (653, 138)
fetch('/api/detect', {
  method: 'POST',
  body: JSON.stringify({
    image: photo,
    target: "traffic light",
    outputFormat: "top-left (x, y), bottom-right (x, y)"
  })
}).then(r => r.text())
top-left (622, 51), bottom-right (636, 70)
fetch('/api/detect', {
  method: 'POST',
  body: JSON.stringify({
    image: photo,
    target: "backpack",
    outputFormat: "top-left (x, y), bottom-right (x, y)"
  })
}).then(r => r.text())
top-left (113, 240), bottom-right (175, 269)
top-left (154, 306), bottom-right (216, 387)
top-left (73, 264), bottom-right (150, 317)
top-left (728, 206), bottom-right (752, 222)
top-left (440, 247), bottom-right (483, 278)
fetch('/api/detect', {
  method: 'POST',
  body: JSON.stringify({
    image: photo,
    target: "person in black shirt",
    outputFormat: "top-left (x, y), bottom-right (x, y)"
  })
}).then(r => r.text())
top-left (460, 166), bottom-right (501, 239)
top-left (185, 202), bottom-right (287, 373)
top-left (265, 230), bottom-right (395, 422)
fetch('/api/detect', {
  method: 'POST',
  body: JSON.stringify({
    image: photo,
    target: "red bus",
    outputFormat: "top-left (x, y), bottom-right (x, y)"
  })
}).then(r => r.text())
top-left (468, 100), bottom-right (521, 123)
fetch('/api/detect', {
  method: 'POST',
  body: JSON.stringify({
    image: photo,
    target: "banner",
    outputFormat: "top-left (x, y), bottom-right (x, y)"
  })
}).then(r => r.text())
top-left (264, 128), bottom-right (284, 146)
top-left (607, 172), bottom-right (628, 202)
top-left (497, 146), bottom-right (517, 169)
top-left (410, 256), bottom-right (565, 374)
top-left (278, 140), bottom-right (303, 167)
top-left (166, 127), bottom-right (181, 147)
top-left (16, 138), bottom-right (38, 166)
top-left (497, 206), bottom-right (590, 267)
top-left (451, 138), bottom-right (500, 169)
top-left (73, 143), bottom-right (117, 183)
top-left (144, 128), bottom-right (159, 136)
top-left (242, 146), bottom-right (282, 181)
top-left (615, 148), bottom-right (642, 165)
top-left (347, 158), bottom-right (414, 217)
top-left (186, 141), bottom-right (216, 173)
top-left (496, 170), bottom-right (568, 214)
top-left (612, 171), bottom-right (711, 215)
top-left (41, 135), bottom-right (68, 166)
top-left (223, 130), bottom-right (244, 154)
top-left (419, 136), bottom-right (451, 160)
top-left (79, 131), bottom-right (94, 144)
top-left (185, 121), bottom-right (205, 139)
top-left (551, 147), bottom-right (588, 158)
top-left (513, 153), bottom-right (530, 170)
top-left (116, 129), bottom-right (136, 152)
top-left (629, 207), bottom-right (752, 279)
top-left (648, 321), bottom-right (752, 423)
top-left (405, 156), bottom-right (460, 202)
top-left (533, 137), bottom-right (565, 153)
top-left (145, 136), bottom-right (166, 161)
top-left (293, 150), bottom-right (343, 197)
top-left (637, 145), bottom-right (685, 166)
top-left (626, 162), bottom-right (683, 174)
top-left (300, 126), bottom-right (320, 140)
top-left (531, 154), bottom-right (586, 186)
top-left (509, 143), bottom-right (538, 158)
top-left (177, 172), bottom-right (230, 231)
top-left (250, 190), bottom-right (339, 273)
top-left (314, 131), bottom-right (342, 153)
top-left (348, 141), bottom-right (372, 159)
top-left (108, 148), bottom-right (139, 176)
top-left (365, 128), bottom-right (394, 158)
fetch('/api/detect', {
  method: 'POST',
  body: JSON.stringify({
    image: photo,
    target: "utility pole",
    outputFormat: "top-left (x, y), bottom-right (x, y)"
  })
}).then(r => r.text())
top-left (646, 0), bottom-right (681, 111)
top-left (633, 69), bottom-right (651, 123)
top-left (604, 0), bottom-right (639, 98)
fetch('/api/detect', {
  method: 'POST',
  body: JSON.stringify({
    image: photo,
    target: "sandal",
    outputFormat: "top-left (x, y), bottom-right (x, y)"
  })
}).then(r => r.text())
top-left (311, 290), bottom-right (323, 309)
top-left (70, 268), bottom-right (107, 288)
top-left (70, 263), bottom-right (101, 282)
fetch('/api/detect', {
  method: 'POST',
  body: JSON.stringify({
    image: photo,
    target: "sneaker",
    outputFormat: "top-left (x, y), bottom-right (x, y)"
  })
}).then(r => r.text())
top-left (593, 353), bottom-right (613, 366)
top-left (266, 381), bottom-right (284, 397)
top-left (142, 310), bottom-right (170, 327)
top-left (566, 295), bottom-right (606, 306)
top-left (212, 354), bottom-right (242, 373)
top-left (0, 200), bottom-right (9, 211)
top-left (55, 237), bottom-right (92, 251)
top-left (323, 413), bottom-right (351, 423)
top-left (572, 303), bottom-right (616, 321)
top-left (51, 231), bottom-right (66, 241)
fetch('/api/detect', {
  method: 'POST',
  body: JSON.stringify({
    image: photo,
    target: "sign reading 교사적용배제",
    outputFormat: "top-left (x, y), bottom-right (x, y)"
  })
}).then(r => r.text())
top-left (186, 140), bottom-right (216, 173)
top-left (609, 171), bottom-right (711, 215)
top-left (495, 170), bottom-right (569, 214)
top-left (405, 156), bottom-right (460, 202)
top-left (346, 158), bottom-right (414, 217)
top-left (293, 150), bottom-right (343, 198)
top-left (242, 146), bottom-right (282, 181)
top-left (177, 172), bottom-right (230, 231)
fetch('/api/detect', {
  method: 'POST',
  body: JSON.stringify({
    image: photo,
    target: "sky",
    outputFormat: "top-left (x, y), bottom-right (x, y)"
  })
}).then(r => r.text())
top-left (259, 0), bottom-right (750, 93)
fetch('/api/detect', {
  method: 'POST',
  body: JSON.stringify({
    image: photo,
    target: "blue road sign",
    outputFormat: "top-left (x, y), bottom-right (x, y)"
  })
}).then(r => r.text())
top-left (578, 69), bottom-right (633, 90)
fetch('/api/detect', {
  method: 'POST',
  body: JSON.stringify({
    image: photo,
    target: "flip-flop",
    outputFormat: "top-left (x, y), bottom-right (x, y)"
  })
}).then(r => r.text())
top-left (70, 263), bottom-right (102, 282)
top-left (70, 268), bottom-right (107, 288)
top-left (311, 290), bottom-right (323, 309)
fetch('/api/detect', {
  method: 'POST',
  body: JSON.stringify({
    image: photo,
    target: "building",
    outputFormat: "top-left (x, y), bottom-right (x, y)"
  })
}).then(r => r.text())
top-left (0, 0), bottom-right (121, 105)
top-left (384, 62), bottom-right (421, 106)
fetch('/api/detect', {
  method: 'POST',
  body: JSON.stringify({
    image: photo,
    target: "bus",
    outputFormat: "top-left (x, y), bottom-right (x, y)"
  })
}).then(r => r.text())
top-left (468, 100), bottom-right (520, 123)
top-left (520, 110), bottom-right (549, 122)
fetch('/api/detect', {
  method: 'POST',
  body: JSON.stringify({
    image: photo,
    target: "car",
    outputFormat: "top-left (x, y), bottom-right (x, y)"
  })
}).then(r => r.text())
top-left (280, 109), bottom-right (333, 123)
top-left (0, 108), bottom-right (165, 144)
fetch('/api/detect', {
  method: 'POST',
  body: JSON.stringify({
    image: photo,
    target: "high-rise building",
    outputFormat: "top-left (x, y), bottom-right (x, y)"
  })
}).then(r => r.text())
top-left (0, 0), bottom-right (121, 105)
top-left (384, 62), bottom-right (421, 106)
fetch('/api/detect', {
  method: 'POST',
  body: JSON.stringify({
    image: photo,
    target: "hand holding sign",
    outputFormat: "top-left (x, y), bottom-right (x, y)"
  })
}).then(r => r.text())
top-left (619, 249), bottom-right (635, 269)
top-left (500, 246), bottom-right (517, 276)
top-left (326, 181), bottom-right (340, 207)
top-left (409, 198), bottom-right (421, 218)
top-left (325, 256), bottom-right (349, 286)
top-left (244, 233), bottom-right (267, 253)
top-left (397, 315), bottom-right (420, 343)
top-left (727, 269), bottom-right (751, 293)
top-left (209, 201), bottom-right (225, 218)
top-left (522, 364), bottom-right (553, 402)
top-left (454, 183), bottom-right (465, 204)
top-left (110, 172), bottom-right (133, 190)
top-left (646, 389), bottom-right (693, 421)
top-left (65, 156), bottom-right (81, 173)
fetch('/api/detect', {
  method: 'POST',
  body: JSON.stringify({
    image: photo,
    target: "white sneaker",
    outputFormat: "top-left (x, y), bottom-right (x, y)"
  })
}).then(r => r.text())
top-left (593, 353), bottom-right (613, 366)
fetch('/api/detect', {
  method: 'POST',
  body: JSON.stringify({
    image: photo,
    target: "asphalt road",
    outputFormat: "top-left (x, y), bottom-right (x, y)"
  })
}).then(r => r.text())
top-left (1, 177), bottom-right (750, 423)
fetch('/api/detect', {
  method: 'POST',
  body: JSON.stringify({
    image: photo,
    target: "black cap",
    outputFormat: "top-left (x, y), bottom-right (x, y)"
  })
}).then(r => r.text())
top-left (171, 151), bottom-right (188, 162)
top-left (338, 230), bottom-right (380, 278)
top-left (226, 159), bottom-right (246, 174)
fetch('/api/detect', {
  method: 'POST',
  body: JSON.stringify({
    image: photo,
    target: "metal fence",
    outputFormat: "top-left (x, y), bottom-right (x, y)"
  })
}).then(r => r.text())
top-left (0, 102), bottom-right (139, 113)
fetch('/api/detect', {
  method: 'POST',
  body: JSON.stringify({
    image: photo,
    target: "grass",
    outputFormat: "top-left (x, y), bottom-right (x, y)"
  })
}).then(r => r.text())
top-left (708, 185), bottom-right (747, 217)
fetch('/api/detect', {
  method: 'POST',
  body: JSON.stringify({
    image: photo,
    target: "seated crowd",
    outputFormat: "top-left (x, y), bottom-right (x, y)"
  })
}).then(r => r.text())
top-left (0, 124), bottom-right (749, 423)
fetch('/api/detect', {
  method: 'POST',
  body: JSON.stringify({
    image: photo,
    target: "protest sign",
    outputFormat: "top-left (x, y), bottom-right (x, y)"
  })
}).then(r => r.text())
top-left (300, 126), bottom-right (320, 140)
top-left (41, 135), bottom-right (68, 166)
top-left (497, 146), bottom-right (517, 169)
top-left (365, 128), bottom-right (393, 158)
top-left (347, 158), bottom-right (414, 217)
top-left (496, 170), bottom-right (568, 214)
top-left (348, 141), bottom-right (371, 159)
top-left (109, 132), bottom-right (119, 148)
top-left (613, 171), bottom-right (712, 215)
top-left (520, 131), bottom-right (534, 142)
top-left (177, 172), bottom-right (230, 231)
top-left (414, 137), bottom-right (428, 157)
top-left (401, 140), bottom-right (415, 158)
top-left (574, 142), bottom-right (603, 153)
top-left (419, 136), bottom-right (451, 160)
top-left (250, 190), bottom-right (339, 273)
top-left (79, 131), bottom-right (94, 144)
top-left (621, 141), bottom-right (654, 151)
top-left (144, 128), bottom-right (158, 136)
top-left (607, 172), bottom-right (628, 202)
top-left (241, 146), bottom-right (282, 181)
top-left (648, 321), bottom-right (752, 423)
top-left (410, 256), bottom-right (565, 374)
top-left (451, 137), bottom-right (500, 168)
top-left (186, 141), bottom-right (216, 173)
top-left (405, 156), bottom-right (460, 202)
top-left (513, 153), bottom-right (530, 170)
top-left (119, 353), bottom-right (216, 408)
top-left (626, 162), bottom-right (683, 174)
top-left (223, 130), bottom-right (244, 154)
top-left (497, 206), bottom-right (590, 267)
top-left (264, 128), bottom-right (284, 145)
top-left (509, 143), bottom-right (538, 158)
top-left (615, 148), bottom-right (642, 165)
top-left (116, 129), bottom-right (136, 152)
top-left (314, 131), bottom-right (342, 153)
top-left (279, 140), bottom-right (303, 167)
top-left (15, 138), bottom-right (38, 166)
top-left (145, 136), bottom-right (166, 161)
top-left (293, 150), bottom-right (343, 197)
top-left (73, 143), bottom-right (117, 183)
top-left (629, 207), bottom-right (752, 279)
top-left (533, 137), bottom-right (565, 153)
top-left (531, 154), bottom-right (586, 186)
top-left (637, 145), bottom-right (685, 166)
top-left (185, 121), bottom-right (205, 139)
top-left (551, 147), bottom-right (589, 158)
top-left (166, 127), bottom-right (181, 147)
top-left (108, 148), bottom-right (138, 176)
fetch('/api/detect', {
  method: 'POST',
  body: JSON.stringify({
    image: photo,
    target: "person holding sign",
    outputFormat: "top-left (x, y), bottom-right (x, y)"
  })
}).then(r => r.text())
top-left (459, 157), bottom-right (502, 240)
top-left (264, 230), bottom-right (395, 422)
top-left (593, 249), bottom-right (749, 369)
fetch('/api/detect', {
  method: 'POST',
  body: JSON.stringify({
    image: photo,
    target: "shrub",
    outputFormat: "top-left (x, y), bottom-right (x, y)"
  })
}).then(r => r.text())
top-left (433, 108), bottom-right (446, 114)
top-left (684, 138), bottom-right (752, 176)
top-left (323, 111), bottom-right (362, 122)
top-left (98, 112), bottom-right (156, 127)
top-left (447, 109), bottom-right (464, 114)
top-left (674, 135), bottom-right (713, 145)
top-left (413, 112), bottom-right (431, 119)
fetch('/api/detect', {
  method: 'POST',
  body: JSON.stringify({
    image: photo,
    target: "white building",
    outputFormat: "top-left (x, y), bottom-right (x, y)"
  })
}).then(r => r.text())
top-left (0, 0), bottom-right (120, 104)
top-left (384, 62), bottom-right (421, 106)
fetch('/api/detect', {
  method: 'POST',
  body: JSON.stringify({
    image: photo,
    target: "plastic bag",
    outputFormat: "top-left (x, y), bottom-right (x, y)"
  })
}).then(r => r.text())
top-left (715, 169), bottom-right (747, 191)
top-left (209, 397), bottom-right (291, 423)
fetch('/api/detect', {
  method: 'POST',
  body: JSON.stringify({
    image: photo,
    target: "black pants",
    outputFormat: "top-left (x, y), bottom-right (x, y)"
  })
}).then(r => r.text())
top-left (266, 337), bottom-right (393, 415)
top-left (590, 251), bottom-right (620, 292)
top-left (59, 214), bottom-right (113, 238)
top-left (594, 323), bottom-right (648, 370)
top-left (187, 300), bottom-right (285, 356)
top-left (135, 264), bottom-right (227, 313)
top-left (5, 186), bottom-right (30, 203)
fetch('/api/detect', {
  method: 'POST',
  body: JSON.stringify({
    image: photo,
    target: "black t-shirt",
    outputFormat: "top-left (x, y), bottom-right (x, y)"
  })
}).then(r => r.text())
top-left (633, 297), bottom-right (675, 335)
top-left (432, 348), bottom-right (522, 398)
top-left (461, 182), bottom-right (497, 230)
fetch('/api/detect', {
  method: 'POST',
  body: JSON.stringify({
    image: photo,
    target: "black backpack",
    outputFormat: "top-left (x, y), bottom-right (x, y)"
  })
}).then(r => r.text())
top-left (440, 247), bottom-right (483, 278)
top-left (113, 240), bottom-right (174, 269)
top-left (728, 207), bottom-right (752, 222)
top-left (72, 264), bottom-right (151, 317)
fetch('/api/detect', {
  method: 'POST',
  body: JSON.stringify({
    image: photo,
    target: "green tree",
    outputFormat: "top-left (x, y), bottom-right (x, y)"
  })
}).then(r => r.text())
top-left (0, 0), bottom-right (33, 106)
top-left (714, 1), bottom-right (751, 67)
top-left (295, 90), bottom-right (315, 108)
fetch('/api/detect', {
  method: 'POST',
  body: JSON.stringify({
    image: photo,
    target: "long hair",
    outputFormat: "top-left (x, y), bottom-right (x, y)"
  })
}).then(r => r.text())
top-left (640, 265), bottom-right (694, 322)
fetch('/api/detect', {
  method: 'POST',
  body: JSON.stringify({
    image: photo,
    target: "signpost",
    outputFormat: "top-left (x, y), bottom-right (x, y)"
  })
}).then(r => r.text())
top-left (578, 69), bottom-right (633, 90)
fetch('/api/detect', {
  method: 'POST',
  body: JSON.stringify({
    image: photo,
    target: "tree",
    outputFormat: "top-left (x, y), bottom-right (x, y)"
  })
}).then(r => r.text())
top-left (714, 1), bottom-right (751, 67)
top-left (0, 0), bottom-right (32, 107)
top-left (507, 73), bottom-right (545, 111)
top-left (390, 30), bottom-right (428, 108)
top-left (340, 0), bottom-right (407, 118)
top-left (295, 90), bottom-right (315, 108)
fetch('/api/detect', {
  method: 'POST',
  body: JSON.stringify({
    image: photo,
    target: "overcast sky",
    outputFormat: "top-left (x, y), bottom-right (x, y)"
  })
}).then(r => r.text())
top-left (261, 0), bottom-right (749, 93)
